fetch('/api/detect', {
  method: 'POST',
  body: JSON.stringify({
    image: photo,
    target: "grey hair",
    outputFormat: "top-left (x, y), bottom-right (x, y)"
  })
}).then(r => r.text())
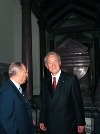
top-left (44, 52), bottom-right (61, 64)
top-left (8, 62), bottom-right (24, 77)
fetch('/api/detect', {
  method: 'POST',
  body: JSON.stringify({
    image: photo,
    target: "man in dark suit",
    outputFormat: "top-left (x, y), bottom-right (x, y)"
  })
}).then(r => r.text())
top-left (0, 62), bottom-right (34, 134)
top-left (39, 52), bottom-right (85, 134)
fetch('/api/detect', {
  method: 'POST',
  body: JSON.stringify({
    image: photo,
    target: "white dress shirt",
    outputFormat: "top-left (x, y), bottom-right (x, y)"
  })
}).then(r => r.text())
top-left (51, 70), bottom-right (61, 85)
top-left (10, 78), bottom-right (22, 94)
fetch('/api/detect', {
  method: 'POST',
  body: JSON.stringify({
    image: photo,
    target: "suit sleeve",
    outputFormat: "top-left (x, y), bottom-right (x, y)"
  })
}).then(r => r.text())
top-left (0, 90), bottom-right (19, 134)
top-left (72, 75), bottom-right (86, 126)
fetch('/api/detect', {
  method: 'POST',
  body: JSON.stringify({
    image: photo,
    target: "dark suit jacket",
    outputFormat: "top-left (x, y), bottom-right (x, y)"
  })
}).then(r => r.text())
top-left (40, 71), bottom-right (85, 134)
top-left (0, 79), bottom-right (34, 134)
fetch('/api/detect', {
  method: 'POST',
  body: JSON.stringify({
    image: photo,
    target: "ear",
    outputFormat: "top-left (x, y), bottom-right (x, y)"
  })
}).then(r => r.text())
top-left (59, 61), bottom-right (61, 66)
top-left (45, 64), bottom-right (48, 69)
top-left (16, 71), bottom-right (20, 78)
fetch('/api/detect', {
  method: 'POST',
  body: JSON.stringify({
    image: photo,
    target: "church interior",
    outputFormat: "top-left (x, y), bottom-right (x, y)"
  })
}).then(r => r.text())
top-left (1, 0), bottom-right (100, 133)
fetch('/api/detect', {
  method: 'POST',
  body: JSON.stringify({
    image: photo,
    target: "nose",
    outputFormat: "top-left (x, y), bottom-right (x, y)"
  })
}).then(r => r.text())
top-left (52, 62), bottom-right (55, 67)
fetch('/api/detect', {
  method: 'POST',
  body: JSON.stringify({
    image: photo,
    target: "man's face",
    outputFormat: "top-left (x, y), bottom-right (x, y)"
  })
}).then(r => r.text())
top-left (18, 65), bottom-right (28, 85)
top-left (45, 54), bottom-right (61, 76)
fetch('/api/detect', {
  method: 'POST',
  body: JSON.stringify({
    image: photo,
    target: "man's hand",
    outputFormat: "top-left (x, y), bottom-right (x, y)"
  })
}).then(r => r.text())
top-left (40, 123), bottom-right (47, 131)
top-left (78, 126), bottom-right (85, 133)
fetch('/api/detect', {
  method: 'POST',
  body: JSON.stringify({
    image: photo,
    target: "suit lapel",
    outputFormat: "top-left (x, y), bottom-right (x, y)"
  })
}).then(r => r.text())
top-left (47, 76), bottom-right (53, 98)
top-left (8, 79), bottom-right (31, 108)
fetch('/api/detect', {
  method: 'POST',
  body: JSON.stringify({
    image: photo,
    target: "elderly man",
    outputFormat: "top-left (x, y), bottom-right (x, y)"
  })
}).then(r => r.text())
top-left (0, 62), bottom-right (34, 134)
top-left (40, 52), bottom-right (85, 134)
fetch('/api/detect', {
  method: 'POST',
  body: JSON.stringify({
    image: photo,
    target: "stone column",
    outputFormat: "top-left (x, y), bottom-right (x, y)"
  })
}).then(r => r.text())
top-left (37, 21), bottom-right (47, 87)
top-left (21, 0), bottom-right (33, 104)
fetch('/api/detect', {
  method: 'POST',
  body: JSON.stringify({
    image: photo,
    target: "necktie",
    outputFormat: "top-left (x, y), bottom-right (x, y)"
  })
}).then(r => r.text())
top-left (19, 87), bottom-right (22, 94)
top-left (53, 77), bottom-right (56, 90)
top-left (22, 92), bottom-right (27, 103)
top-left (19, 87), bottom-right (27, 103)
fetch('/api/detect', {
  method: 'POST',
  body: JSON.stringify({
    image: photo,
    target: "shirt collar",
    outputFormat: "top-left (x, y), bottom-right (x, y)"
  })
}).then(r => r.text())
top-left (10, 78), bottom-right (20, 89)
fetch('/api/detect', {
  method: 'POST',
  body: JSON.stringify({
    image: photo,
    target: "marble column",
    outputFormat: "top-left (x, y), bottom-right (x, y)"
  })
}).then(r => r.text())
top-left (37, 21), bottom-right (47, 87)
top-left (21, 0), bottom-right (33, 104)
